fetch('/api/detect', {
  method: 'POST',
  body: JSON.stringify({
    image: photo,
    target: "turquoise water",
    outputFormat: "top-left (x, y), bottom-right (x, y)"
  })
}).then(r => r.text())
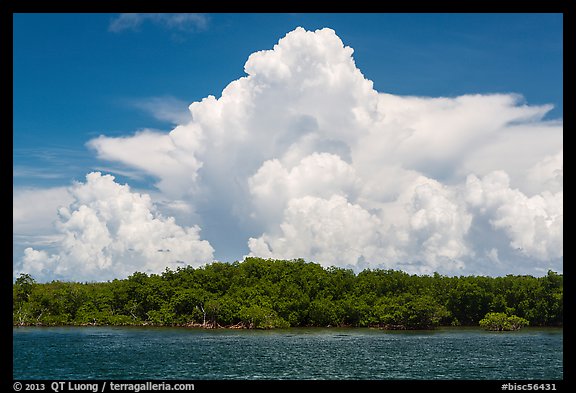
top-left (13, 327), bottom-right (562, 380)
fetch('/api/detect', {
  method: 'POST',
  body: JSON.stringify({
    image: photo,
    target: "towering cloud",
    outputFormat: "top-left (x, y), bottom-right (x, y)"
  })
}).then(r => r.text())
top-left (18, 27), bottom-right (562, 280)
top-left (19, 173), bottom-right (213, 282)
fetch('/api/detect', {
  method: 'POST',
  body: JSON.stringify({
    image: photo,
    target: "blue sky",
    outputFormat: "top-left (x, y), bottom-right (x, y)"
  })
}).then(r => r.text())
top-left (13, 13), bottom-right (563, 281)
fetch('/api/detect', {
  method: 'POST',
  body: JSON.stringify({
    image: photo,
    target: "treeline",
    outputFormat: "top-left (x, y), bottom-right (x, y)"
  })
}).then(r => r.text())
top-left (13, 258), bottom-right (563, 329)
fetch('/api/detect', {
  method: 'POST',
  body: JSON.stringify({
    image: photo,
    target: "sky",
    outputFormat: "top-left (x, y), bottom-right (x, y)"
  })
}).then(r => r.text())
top-left (13, 13), bottom-right (563, 282)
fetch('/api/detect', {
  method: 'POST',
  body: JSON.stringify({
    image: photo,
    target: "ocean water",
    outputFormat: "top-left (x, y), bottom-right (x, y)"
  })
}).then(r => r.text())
top-left (13, 326), bottom-right (563, 380)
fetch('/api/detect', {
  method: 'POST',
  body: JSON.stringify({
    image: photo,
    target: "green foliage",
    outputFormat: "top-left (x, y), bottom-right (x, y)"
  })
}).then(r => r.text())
top-left (12, 261), bottom-right (562, 329)
top-left (14, 273), bottom-right (36, 304)
top-left (238, 305), bottom-right (289, 329)
top-left (479, 312), bottom-right (529, 331)
top-left (372, 294), bottom-right (448, 329)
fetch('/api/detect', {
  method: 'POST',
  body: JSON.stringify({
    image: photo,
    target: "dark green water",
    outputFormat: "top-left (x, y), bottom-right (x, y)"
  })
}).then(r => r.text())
top-left (13, 327), bottom-right (562, 380)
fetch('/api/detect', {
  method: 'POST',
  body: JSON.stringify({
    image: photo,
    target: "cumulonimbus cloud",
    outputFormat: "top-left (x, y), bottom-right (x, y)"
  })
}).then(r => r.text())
top-left (20, 27), bottom-right (562, 280)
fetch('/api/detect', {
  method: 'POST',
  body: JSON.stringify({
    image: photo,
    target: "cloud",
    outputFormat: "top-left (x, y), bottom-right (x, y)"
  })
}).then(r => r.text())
top-left (88, 128), bottom-right (203, 197)
top-left (16, 172), bottom-right (214, 282)
top-left (109, 13), bottom-right (208, 33)
top-left (13, 147), bottom-right (96, 182)
top-left (248, 195), bottom-right (381, 271)
top-left (247, 174), bottom-right (474, 274)
top-left (128, 96), bottom-right (193, 125)
top-left (524, 150), bottom-right (563, 195)
top-left (356, 94), bottom-right (560, 184)
top-left (465, 171), bottom-right (563, 262)
top-left (25, 27), bottom-right (562, 280)
top-left (13, 186), bottom-right (73, 236)
top-left (13, 166), bottom-right (68, 180)
top-left (248, 153), bottom-right (360, 227)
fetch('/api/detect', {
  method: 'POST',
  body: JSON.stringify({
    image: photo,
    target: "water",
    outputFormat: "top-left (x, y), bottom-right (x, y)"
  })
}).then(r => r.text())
top-left (13, 327), bottom-right (562, 380)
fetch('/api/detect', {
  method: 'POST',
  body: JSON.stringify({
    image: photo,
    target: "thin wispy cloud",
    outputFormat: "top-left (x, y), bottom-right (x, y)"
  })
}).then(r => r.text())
top-left (14, 146), bottom-right (89, 162)
top-left (13, 166), bottom-right (66, 180)
top-left (13, 234), bottom-right (65, 248)
top-left (109, 13), bottom-right (208, 33)
top-left (13, 147), bottom-right (95, 182)
top-left (128, 96), bottom-right (192, 125)
top-left (89, 166), bottom-right (148, 181)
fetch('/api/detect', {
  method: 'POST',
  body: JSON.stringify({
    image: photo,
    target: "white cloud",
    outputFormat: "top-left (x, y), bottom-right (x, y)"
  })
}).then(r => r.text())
top-left (457, 121), bottom-right (562, 190)
top-left (247, 156), bottom-right (473, 274)
top-left (248, 195), bottom-right (382, 271)
top-left (13, 186), bottom-right (73, 272)
top-left (248, 175), bottom-right (472, 275)
top-left (16, 172), bottom-right (213, 282)
top-left (465, 171), bottom-right (563, 262)
top-left (109, 13), bottom-right (208, 33)
top-left (248, 152), bottom-right (360, 226)
top-left (385, 176), bottom-right (472, 272)
top-left (22, 27), bottom-right (562, 280)
top-left (129, 96), bottom-right (193, 125)
top-left (13, 186), bottom-right (73, 237)
top-left (524, 149), bottom-right (563, 195)
top-left (88, 128), bottom-right (203, 197)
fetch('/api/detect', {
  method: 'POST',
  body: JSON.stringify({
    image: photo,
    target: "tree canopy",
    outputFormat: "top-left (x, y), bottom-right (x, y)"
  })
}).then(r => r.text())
top-left (13, 258), bottom-right (563, 329)
top-left (479, 312), bottom-right (529, 331)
